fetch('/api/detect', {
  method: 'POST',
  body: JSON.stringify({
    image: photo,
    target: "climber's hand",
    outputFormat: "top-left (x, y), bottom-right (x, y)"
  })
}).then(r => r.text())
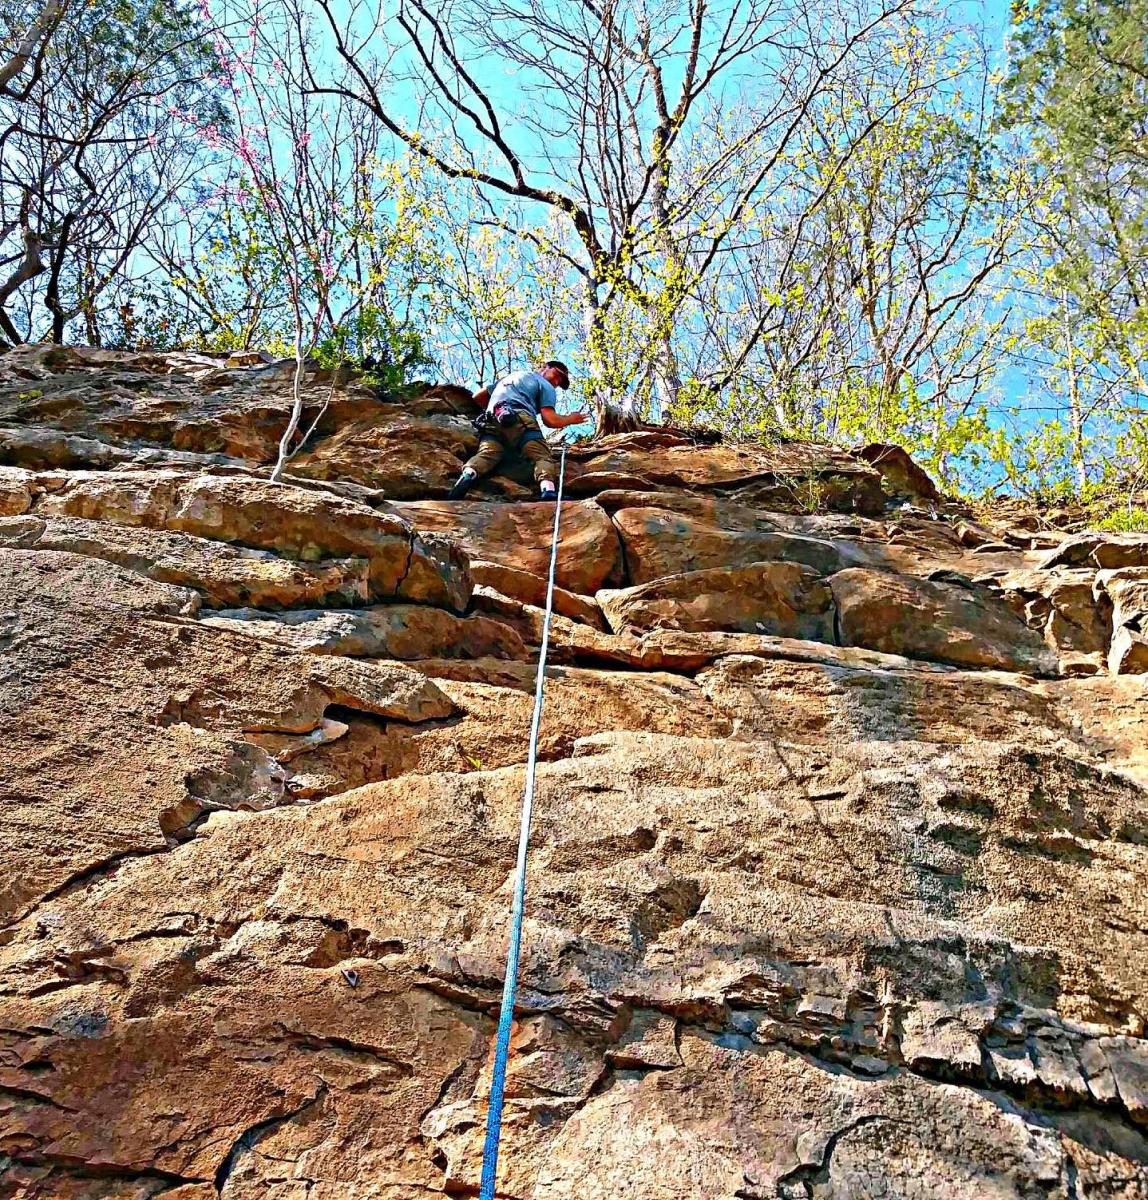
top-left (541, 406), bottom-right (591, 430)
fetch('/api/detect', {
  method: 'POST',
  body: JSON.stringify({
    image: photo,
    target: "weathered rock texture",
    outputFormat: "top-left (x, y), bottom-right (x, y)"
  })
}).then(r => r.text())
top-left (1, 344), bottom-right (1147, 1199)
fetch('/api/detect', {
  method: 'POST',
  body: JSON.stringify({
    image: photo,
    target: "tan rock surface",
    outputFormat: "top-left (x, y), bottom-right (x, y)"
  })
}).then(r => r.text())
top-left (35, 468), bottom-right (471, 609)
top-left (202, 603), bottom-right (528, 661)
top-left (1042, 531), bottom-right (1148, 571)
top-left (695, 654), bottom-right (1079, 748)
top-left (470, 558), bottom-right (606, 627)
top-left (1096, 568), bottom-right (1148, 674)
top-left (391, 498), bottom-right (623, 595)
top-left (287, 660), bottom-right (734, 795)
top-left (612, 505), bottom-right (858, 583)
top-left (0, 422), bottom-right (135, 469)
top-left (856, 442), bottom-right (943, 501)
top-left (1044, 673), bottom-right (1148, 784)
top-left (3, 732), bottom-right (1146, 1196)
top-left (0, 549), bottom-right (452, 925)
top-left (1109, 623), bottom-right (1148, 674)
top-left (571, 430), bottom-right (887, 512)
top-left (291, 407), bottom-right (479, 497)
top-left (597, 560), bottom-right (834, 639)
top-left (0, 463), bottom-right (34, 513)
top-left (992, 566), bottom-right (1112, 662)
top-left (0, 341), bottom-right (380, 464)
top-left (597, 487), bottom-right (1042, 578)
top-left (832, 567), bottom-right (1059, 674)
top-left (1, 349), bottom-right (1147, 1198)
top-left (0, 513), bottom-right (371, 609)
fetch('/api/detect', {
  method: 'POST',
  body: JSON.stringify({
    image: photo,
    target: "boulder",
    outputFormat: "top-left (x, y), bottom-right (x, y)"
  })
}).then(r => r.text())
top-left (1095, 568), bottom-right (1148, 675)
top-left (612, 505), bottom-right (856, 584)
top-left (991, 567), bottom-right (1112, 658)
top-left (391, 498), bottom-right (623, 595)
top-left (291, 410), bottom-right (479, 497)
top-left (0, 342), bottom-right (382, 463)
top-left (202, 604), bottom-right (527, 661)
top-left (0, 514), bottom-right (371, 609)
top-left (0, 464), bottom-right (33, 514)
top-left (0, 423), bottom-right (133, 469)
top-left (470, 559), bottom-right (606, 627)
top-left (1109, 624), bottom-right (1148, 675)
top-left (597, 561), bottom-right (834, 640)
top-left (1040, 532), bottom-right (1148, 571)
top-left (35, 468), bottom-right (472, 610)
top-left (831, 567), bottom-right (1059, 674)
top-left (856, 443), bottom-right (941, 501)
top-left (572, 431), bottom-right (885, 512)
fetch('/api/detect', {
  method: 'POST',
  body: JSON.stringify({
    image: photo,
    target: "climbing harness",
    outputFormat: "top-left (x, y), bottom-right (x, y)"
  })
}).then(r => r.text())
top-left (474, 404), bottom-right (518, 431)
top-left (474, 405), bottom-right (545, 444)
top-left (478, 441), bottom-right (568, 1200)
top-left (491, 401), bottom-right (520, 428)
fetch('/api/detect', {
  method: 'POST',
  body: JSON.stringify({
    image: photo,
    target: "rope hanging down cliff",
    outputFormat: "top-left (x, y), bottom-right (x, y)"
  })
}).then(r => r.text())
top-left (478, 442), bottom-right (568, 1200)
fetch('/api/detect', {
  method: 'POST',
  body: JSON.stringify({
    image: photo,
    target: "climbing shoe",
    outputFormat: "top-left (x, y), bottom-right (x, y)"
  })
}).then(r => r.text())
top-left (447, 468), bottom-right (478, 500)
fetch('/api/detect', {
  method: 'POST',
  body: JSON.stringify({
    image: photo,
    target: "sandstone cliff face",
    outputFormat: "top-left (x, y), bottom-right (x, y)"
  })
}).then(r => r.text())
top-left (1, 345), bottom-right (1147, 1199)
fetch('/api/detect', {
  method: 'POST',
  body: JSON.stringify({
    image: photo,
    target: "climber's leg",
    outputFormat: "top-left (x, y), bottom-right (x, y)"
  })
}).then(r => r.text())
top-left (520, 424), bottom-right (557, 500)
top-left (449, 434), bottom-right (505, 499)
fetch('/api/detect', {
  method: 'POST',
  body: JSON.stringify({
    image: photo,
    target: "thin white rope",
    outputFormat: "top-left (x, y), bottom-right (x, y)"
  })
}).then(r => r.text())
top-left (478, 442), bottom-right (568, 1200)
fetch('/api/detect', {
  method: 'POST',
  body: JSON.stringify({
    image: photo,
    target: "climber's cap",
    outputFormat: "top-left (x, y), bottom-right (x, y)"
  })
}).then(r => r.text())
top-left (541, 360), bottom-right (570, 389)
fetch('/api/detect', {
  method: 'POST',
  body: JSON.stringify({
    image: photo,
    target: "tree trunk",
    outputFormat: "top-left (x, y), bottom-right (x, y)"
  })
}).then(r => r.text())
top-left (44, 211), bottom-right (75, 343)
top-left (0, 193), bottom-right (45, 341)
top-left (270, 294), bottom-right (307, 482)
top-left (652, 331), bottom-right (682, 423)
top-left (583, 282), bottom-right (662, 437)
top-left (0, 0), bottom-right (62, 97)
top-left (595, 400), bottom-right (645, 436)
top-left (1062, 288), bottom-right (1087, 495)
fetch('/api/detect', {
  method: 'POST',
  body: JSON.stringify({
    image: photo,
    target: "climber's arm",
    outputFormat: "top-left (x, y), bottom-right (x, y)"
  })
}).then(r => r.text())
top-left (539, 406), bottom-right (591, 430)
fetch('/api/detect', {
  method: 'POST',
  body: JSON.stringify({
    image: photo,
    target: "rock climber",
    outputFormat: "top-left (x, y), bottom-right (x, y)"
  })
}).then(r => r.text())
top-left (447, 361), bottom-right (591, 501)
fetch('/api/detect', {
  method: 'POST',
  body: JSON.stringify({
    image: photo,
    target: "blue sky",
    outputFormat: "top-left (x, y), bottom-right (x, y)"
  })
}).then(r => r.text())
top-left (308, 0), bottom-right (1046, 462)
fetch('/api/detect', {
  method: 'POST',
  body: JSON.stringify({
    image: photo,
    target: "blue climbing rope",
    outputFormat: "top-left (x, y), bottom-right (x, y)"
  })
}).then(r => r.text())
top-left (478, 442), bottom-right (568, 1200)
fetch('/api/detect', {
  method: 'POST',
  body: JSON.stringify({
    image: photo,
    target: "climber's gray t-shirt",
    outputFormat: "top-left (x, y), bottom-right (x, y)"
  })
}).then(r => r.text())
top-left (487, 370), bottom-right (557, 420)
